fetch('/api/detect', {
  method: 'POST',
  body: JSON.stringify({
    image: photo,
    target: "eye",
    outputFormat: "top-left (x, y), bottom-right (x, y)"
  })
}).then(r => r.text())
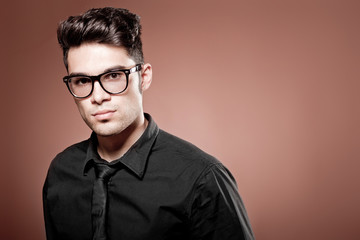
top-left (110, 73), bottom-right (121, 79)
top-left (103, 71), bottom-right (125, 81)
top-left (71, 77), bottom-right (92, 86)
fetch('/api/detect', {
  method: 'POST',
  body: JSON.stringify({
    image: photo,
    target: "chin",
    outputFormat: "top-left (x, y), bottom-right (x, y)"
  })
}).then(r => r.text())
top-left (94, 127), bottom-right (124, 137)
top-left (89, 122), bottom-right (126, 137)
top-left (95, 130), bottom-right (118, 137)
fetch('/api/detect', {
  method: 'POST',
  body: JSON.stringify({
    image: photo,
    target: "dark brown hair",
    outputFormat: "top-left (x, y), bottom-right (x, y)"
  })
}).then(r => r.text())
top-left (57, 7), bottom-right (144, 69)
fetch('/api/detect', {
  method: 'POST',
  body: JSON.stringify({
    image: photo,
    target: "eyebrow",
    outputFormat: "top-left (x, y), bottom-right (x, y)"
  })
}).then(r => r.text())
top-left (68, 65), bottom-right (129, 77)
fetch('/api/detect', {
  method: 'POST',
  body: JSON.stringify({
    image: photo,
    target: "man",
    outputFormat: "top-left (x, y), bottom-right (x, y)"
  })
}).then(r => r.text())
top-left (43, 7), bottom-right (254, 240)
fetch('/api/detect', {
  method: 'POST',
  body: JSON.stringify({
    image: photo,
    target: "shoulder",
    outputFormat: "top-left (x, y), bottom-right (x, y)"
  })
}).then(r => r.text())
top-left (152, 129), bottom-right (222, 171)
top-left (52, 139), bottom-right (89, 164)
top-left (47, 139), bottom-right (89, 177)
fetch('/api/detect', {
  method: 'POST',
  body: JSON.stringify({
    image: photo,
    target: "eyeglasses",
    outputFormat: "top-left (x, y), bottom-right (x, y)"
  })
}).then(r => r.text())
top-left (63, 64), bottom-right (142, 98)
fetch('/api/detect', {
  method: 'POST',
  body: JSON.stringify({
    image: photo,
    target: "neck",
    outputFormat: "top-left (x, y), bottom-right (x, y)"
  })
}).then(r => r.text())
top-left (96, 115), bottom-right (148, 162)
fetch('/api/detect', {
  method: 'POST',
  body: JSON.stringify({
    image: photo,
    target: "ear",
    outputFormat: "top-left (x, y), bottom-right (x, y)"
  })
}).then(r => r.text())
top-left (140, 63), bottom-right (152, 91)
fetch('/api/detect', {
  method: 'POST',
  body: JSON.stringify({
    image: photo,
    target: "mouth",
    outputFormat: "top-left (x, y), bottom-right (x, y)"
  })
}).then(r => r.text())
top-left (92, 110), bottom-right (116, 121)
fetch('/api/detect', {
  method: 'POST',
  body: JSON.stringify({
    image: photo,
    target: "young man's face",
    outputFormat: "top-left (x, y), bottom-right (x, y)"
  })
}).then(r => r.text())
top-left (67, 43), bottom-right (151, 137)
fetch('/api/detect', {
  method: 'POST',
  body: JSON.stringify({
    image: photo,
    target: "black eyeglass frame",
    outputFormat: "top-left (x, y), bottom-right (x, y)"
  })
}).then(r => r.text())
top-left (63, 64), bottom-right (142, 98)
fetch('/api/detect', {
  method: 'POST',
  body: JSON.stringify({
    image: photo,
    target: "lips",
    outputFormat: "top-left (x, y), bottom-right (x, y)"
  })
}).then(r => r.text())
top-left (92, 109), bottom-right (116, 121)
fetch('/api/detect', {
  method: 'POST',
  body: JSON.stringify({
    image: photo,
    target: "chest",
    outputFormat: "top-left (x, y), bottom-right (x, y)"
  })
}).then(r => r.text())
top-left (47, 170), bottom-right (193, 240)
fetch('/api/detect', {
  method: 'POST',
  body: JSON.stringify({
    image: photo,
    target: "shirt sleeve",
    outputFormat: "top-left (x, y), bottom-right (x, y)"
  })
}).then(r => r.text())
top-left (188, 163), bottom-right (255, 240)
top-left (43, 176), bottom-right (57, 240)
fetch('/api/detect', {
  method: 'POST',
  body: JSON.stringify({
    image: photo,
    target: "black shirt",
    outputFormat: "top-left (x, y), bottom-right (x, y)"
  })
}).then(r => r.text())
top-left (43, 114), bottom-right (254, 240)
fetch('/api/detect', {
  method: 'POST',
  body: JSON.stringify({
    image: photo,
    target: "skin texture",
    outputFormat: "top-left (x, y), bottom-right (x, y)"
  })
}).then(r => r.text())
top-left (67, 43), bottom-right (152, 161)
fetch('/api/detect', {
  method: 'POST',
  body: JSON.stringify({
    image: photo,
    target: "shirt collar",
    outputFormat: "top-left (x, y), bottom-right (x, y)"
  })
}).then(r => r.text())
top-left (83, 113), bottom-right (159, 179)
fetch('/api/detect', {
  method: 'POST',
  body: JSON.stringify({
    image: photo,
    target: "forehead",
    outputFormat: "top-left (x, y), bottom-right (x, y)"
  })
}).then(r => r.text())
top-left (67, 43), bottom-right (135, 75)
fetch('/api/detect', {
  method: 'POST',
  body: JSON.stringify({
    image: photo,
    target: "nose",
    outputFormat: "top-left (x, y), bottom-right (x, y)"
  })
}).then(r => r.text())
top-left (90, 81), bottom-right (111, 104)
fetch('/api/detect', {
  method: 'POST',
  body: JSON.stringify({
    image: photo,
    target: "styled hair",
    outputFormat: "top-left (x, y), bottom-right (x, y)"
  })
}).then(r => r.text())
top-left (57, 7), bottom-right (144, 69)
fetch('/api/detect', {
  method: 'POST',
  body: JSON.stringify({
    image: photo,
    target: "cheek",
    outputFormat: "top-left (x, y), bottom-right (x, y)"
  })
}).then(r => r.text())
top-left (128, 75), bottom-right (142, 93)
top-left (127, 89), bottom-right (143, 107)
top-left (74, 100), bottom-right (89, 117)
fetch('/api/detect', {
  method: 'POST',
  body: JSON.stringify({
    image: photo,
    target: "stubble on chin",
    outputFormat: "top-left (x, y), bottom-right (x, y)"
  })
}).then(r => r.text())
top-left (86, 120), bottom-right (126, 137)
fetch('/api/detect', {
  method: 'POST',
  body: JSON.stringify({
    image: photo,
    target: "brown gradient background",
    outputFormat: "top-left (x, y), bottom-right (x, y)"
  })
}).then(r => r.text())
top-left (1, 0), bottom-right (359, 239)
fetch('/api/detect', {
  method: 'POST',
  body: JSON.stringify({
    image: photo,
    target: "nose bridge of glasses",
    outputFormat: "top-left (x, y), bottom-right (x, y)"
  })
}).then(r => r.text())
top-left (90, 74), bottom-right (102, 83)
top-left (89, 74), bottom-right (109, 93)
